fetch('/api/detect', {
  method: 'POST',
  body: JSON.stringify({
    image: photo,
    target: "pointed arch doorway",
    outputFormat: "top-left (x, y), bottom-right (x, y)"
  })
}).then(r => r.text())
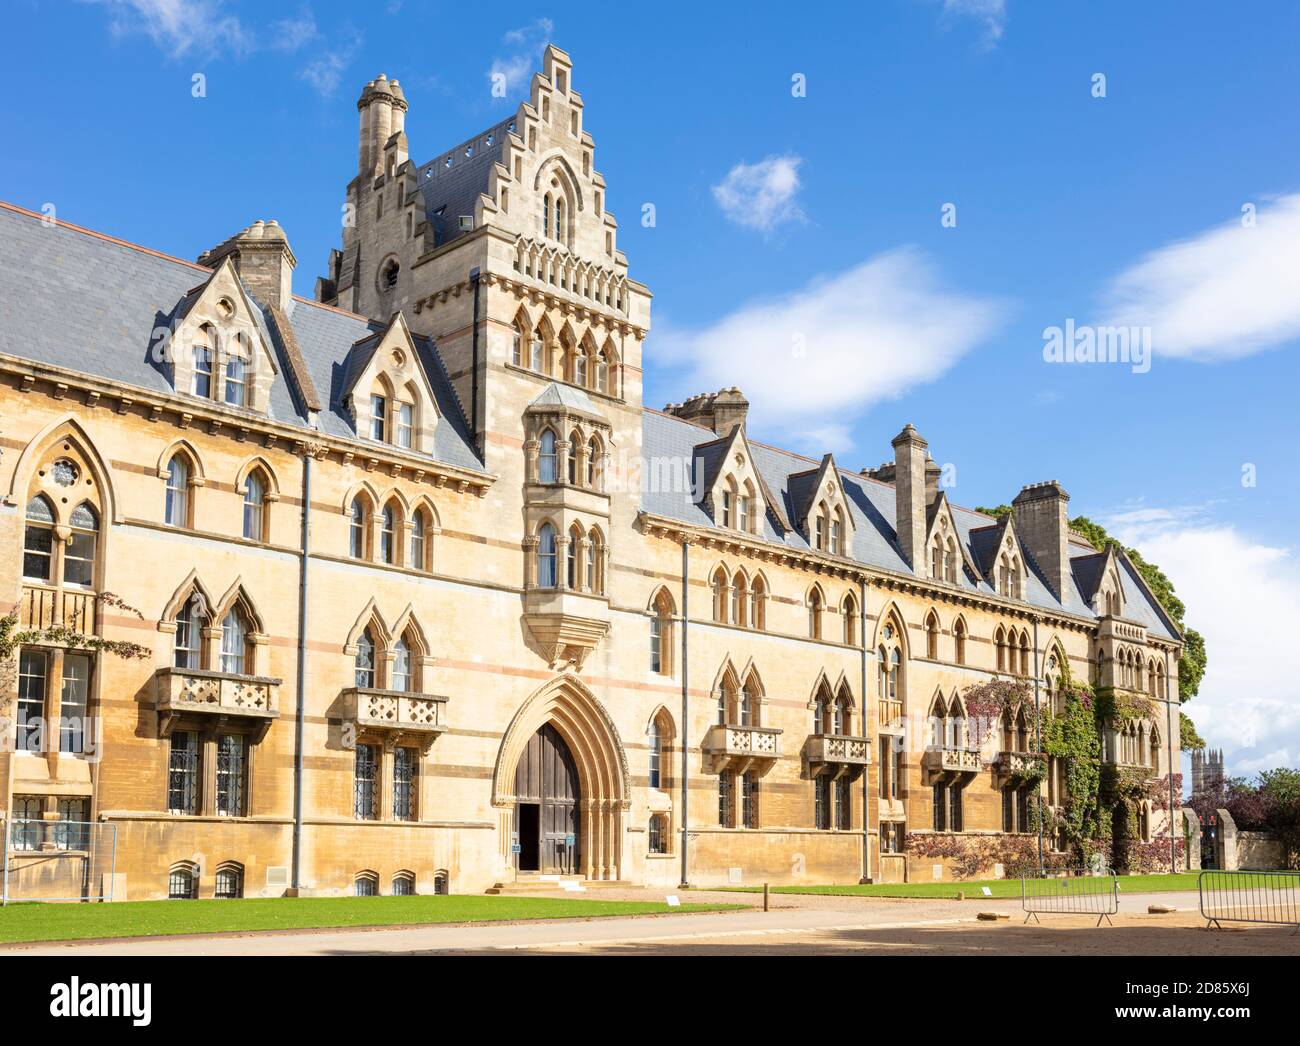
top-left (513, 724), bottom-right (581, 874)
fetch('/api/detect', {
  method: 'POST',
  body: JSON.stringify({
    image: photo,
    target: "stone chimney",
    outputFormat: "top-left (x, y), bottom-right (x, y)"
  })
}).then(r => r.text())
top-left (357, 73), bottom-right (408, 178)
top-left (891, 424), bottom-right (928, 570)
top-left (924, 455), bottom-right (942, 506)
top-left (663, 388), bottom-right (749, 436)
top-left (199, 220), bottom-right (297, 312)
top-left (1012, 481), bottom-right (1071, 601)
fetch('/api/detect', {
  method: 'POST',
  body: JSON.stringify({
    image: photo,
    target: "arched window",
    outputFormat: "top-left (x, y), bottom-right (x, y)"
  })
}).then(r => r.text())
top-left (595, 348), bottom-right (610, 394)
top-left (391, 636), bottom-right (412, 692)
top-left (738, 680), bottom-right (754, 727)
top-left (712, 568), bottom-right (728, 623)
top-left (392, 872), bottom-right (415, 896)
top-left (995, 626), bottom-right (1007, 673)
top-left (925, 612), bottom-right (940, 660)
top-left (355, 872), bottom-right (378, 897)
top-left (749, 575), bottom-right (767, 631)
top-left (512, 320), bottom-right (524, 366)
top-left (1019, 632), bottom-right (1031, 676)
top-left (731, 573), bottom-right (748, 628)
top-left (738, 482), bottom-right (754, 533)
top-left (165, 455), bottom-right (190, 528)
top-left (586, 436), bottom-right (603, 490)
top-left (538, 429), bottom-right (558, 483)
top-left (554, 196), bottom-right (565, 242)
top-left (808, 588), bottom-right (823, 640)
top-left (587, 527), bottom-right (602, 594)
top-left (215, 863), bottom-right (243, 900)
top-left (531, 330), bottom-right (546, 372)
top-left (537, 523), bottom-right (557, 588)
top-left (567, 430), bottom-right (580, 485)
top-left (168, 864), bottom-right (198, 900)
top-left (395, 400), bottom-right (415, 449)
top-left (174, 593), bottom-right (207, 670)
top-left (842, 593), bottom-right (858, 646)
top-left (648, 717), bottom-right (664, 789)
top-left (192, 326), bottom-right (214, 398)
top-left (931, 537), bottom-right (943, 580)
top-left (815, 506), bottom-right (828, 551)
top-left (224, 355), bottom-right (247, 407)
top-left (355, 627), bottom-right (377, 688)
top-left (831, 509), bottom-right (844, 556)
top-left (22, 495), bottom-right (55, 582)
top-left (953, 618), bottom-right (967, 665)
top-left (833, 689), bottom-right (850, 735)
top-left (945, 537), bottom-right (958, 582)
top-left (567, 524), bottom-right (582, 589)
top-left (220, 606), bottom-right (251, 675)
top-left (348, 497), bottom-right (368, 559)
top-left (410, 508), bottom-right (428, 571)
top-left (242, 470), bottom-right (266, 542)
top-left (380, 504), bottom-right (397, 565)
top-left (574, 348), bottom-right (588, 387)
top-left (650, 590), bottom-right (673, 675)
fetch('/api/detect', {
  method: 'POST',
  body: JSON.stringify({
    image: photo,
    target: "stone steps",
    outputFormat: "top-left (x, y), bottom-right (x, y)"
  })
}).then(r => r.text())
top-left (486, 876), bottom-right (632, 895)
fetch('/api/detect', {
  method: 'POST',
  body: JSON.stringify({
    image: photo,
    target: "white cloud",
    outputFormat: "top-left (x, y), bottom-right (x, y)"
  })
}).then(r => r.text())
top-left (937, 0), bottom-right (1008, 47)
top-left (1100, 193), bottom-right (1300, 362)
top-left (487, 18), bottom-right (553, 97)
top-left (82, 0), bottom-right (252, 58)
top-left (711, 156), bottom-right (804, 233)
top-left (655, 248), bottom-right (1008, 452)
top-left (1102, 511), bottom-right (1300, 780)
top-left (298, 33), bottom-right (363, 97)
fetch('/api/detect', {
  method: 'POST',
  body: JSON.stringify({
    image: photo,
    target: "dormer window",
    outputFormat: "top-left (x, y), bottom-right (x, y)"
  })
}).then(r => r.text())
top-left (368, 395), bottom-right (387, 442)
top-left (192, 327), bottom-right (215, 398)
top-left (224, 355), bottom-right (246, 407)
top-left (831, 511), bottom-right (844, 555)
top-left (395, 402), bottom-right (415, 449)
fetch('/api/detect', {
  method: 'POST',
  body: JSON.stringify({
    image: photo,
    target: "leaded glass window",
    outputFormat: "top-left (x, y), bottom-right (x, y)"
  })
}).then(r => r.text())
top-left (393, 746), bottom-right (416, 821)
top-left (23, 495), bottom-right (54, 581)
top-left (168, 731), bottom-right (199, 814)
top-left (64, 502), bottom-right (98, 586)
top-left (354, 744), bottom-right (379, 820)
top-left (215, 733), bottom-right (246, 817)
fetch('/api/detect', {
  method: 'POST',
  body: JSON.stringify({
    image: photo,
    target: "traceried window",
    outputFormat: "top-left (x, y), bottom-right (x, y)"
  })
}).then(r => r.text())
top-left (23, 495), bottom-right (54, 581)
top-left (220, 607), bottom-right (251, 674)
top-left (355, 628), bottom-right (377, 688)
top-left (165, 455), bottom-right (190, 528)
top-left (242, 470), bottom-right (266, 542)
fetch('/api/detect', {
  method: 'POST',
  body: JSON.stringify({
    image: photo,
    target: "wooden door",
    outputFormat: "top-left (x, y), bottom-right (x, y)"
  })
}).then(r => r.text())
top-left (514, 724), bottom-right (581, 874)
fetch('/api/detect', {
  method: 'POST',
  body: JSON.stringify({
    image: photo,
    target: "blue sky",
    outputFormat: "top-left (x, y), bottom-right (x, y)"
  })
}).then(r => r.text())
top-left (2, 0), bottom-right (1298, 779)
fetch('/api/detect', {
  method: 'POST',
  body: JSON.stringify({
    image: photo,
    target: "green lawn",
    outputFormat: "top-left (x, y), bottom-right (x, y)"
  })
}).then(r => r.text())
top-left (720, 872), bottom-right (1204, 900)
top-left (0, 895), bottom-right (739, 946)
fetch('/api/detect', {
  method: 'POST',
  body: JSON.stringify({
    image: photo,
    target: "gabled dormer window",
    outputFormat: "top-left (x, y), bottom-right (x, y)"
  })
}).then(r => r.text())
top-left (224, 356), bottom-right (247, 407)
top-left (395, 401), bottom-right (414, 449)
top-left (368, 395), bottom-right (387, 442)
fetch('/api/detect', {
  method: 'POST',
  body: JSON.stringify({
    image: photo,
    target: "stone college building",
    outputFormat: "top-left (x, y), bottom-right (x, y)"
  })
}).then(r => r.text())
top-left (0, 46), bottom-right (1183, 900)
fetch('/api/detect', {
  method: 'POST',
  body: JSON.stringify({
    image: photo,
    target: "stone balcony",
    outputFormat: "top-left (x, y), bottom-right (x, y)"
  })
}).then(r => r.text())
top-left (19, 583), bottom-right (98, 635)
top-left (341, 688), bottom-right (449, 751)
top-left (805, 733), bottom-right (871, 770)
top-left (992, 750), bottom-right (1045, 783)
top-left (155, 667), bottom-right (280, 739)
top-left (702, 723), bottom-right (782, 774)
top-left (921, 746), bottom-right (982, 779)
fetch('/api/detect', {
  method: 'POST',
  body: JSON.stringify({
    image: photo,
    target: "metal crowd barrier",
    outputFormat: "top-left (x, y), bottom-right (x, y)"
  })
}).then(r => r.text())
top-left (2, 819), bottom-right (117, 904)
top-left (1021, 868), bottom-right (1120, 926)
top-left (1199, 870), bottom-right (1300, 934)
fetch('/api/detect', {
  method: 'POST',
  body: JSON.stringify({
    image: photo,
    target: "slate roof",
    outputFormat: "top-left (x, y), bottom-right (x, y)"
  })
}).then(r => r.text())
top-left (0, 203), bottom-right (483, 474)
top-left (415, 117), bottom-right (515, 247)
top-left (640, 409), bottom-right (1177, 640)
